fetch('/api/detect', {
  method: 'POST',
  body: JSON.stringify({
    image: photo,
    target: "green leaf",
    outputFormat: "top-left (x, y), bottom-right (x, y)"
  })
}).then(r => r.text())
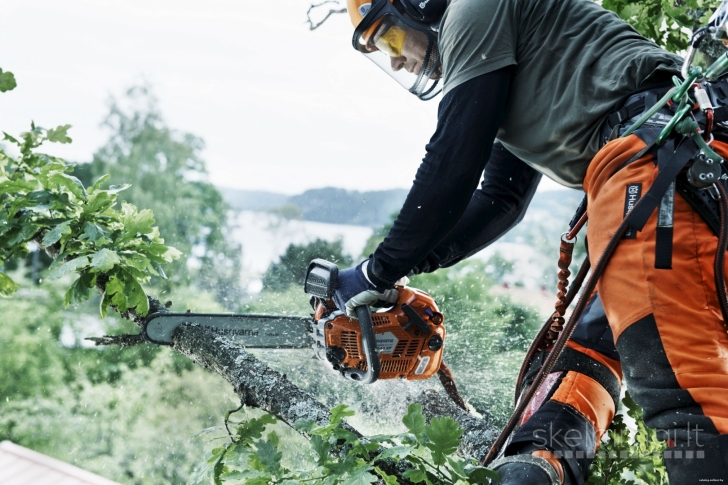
top-left (251, 438), bottom-right (282, 474)
top-left (330, 404), bottom-right (355, 426)
top-left (80, 222), bottom-right (110, 244)
top-left (120, 203), bottom-right (155, 236)
top-left (446, 456), bottom-right (468, 481)
top-left (46, 124), bottom-right (73, 144)
top-left (331, 427), bottom-right (360, 445)
top-left (310, 434), bottom-right (330, 465)
top-left (341, 467), bottom-right (377, 485)
top-left (464, 465), bottom-right (500, 483)
top-left (374, 445), bottom-right (411, 463)
top-left (0, 179), bottom-right (38, 194)
top-left (235, 475), bottom-right (270, 485)
top-left (236, 414), bottom-right (277, 444)
top-left (41, 220), bottom-right (72, 246)
top-left (402, 466), bottom-right (428, 483)
top-left (88, 174), bottom-right (111, 193)
top-left (210, 443), bottom-right (233, 485)
top-left (108, 183), bottom-right (131, 194)
top-left (90, 248), bottom-right (120, 272)
top-left (48, 255), bottom-right (89, 280)
top-left (424, 417), bottom-right (463, 466)
top-left (3, 131), bottom-right (20, 144)
top-left (0, 69), bottom-right (17, 92)
top-left (99, 267), bottom-right (149, 316)
top-left (152, 262), bottom-right (167, 279)
top-left (163, 245), bottom-right (182, 261)
top-left (623, 391), bottom-right (642, 421)
top-left (84, 191), bottom-right (116, 215)
top-left (0, 272), bottom-right (20, 297)
top-left (402, 403), bottom-right (426, 439)
top-left (5, 222), bottom-right (40, 246)
top-left (64, 271), bottom-right (96, 306)
top-left (374, 466), bottom-right (400, 485)
top-left (48, 172), bottom-right (86, 199)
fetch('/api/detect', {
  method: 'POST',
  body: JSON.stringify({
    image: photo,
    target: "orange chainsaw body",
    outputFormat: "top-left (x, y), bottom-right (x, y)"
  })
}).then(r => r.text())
top-left (311, 287), bottom-right (445, 380)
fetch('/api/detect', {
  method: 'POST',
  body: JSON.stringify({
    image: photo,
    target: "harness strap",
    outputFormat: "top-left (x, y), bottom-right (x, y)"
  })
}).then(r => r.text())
top-left (625, 138), bottom-right (700, 234)
top-left (655, 181), bottom-right (675, 269)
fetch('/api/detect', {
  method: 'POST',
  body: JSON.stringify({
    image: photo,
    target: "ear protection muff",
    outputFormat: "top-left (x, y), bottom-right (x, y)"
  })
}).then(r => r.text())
top-left (400, 0), bottom-right (448, 23)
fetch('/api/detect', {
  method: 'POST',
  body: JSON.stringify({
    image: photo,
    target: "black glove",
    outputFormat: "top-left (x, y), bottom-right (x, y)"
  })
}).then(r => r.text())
top-left (333, 260), bottom-right (408, 318)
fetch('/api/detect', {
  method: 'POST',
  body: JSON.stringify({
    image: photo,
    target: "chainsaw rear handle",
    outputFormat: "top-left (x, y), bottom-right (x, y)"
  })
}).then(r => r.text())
top-left (304, 258), bottom-right (381, 384)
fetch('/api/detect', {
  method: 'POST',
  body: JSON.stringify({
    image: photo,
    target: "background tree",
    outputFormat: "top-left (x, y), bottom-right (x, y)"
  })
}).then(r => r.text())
top-left (74, 86), bottom-right (242, 306)
top-left (261, 238), bottom-right (353, 291)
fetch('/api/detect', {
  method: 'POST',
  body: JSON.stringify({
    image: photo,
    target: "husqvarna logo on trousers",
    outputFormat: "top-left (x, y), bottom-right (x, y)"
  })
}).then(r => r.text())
top-left (624, 183), bottom-right (642, 239)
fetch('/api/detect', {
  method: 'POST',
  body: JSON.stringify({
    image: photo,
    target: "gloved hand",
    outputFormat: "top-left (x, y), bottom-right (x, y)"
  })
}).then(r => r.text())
top-left (333, 260), bottom-right (409, 318)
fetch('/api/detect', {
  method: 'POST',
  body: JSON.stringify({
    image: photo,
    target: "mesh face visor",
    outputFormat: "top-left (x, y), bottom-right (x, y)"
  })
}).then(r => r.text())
top-left (353, 4), bottom-right (441, 100)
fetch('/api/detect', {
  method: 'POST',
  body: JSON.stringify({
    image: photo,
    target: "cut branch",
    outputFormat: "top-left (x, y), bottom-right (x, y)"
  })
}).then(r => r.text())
top-left (169, 323), bottom-right (501, 481)
top-left (85, 333), bottom-right (146, 347)
top-left (172, 322), bottom-right (340, 431)
top-left (50, 238), bottom-right (502, 482)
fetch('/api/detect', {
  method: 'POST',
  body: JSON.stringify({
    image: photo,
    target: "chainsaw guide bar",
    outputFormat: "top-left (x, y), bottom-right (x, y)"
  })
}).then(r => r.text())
top-left (142, 312), bottom-right (312, 348)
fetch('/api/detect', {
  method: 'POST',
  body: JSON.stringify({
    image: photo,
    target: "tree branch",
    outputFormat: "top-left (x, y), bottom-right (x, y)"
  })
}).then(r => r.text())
top-left (419, 389), bottom-right (499, 460)
top-left (168, 323), bottom-right (500, 481)
top-left (85, 333), bottom-right (146, 347)
top-left (172, 322), bottom-right (339, 430)
top-left (36, 227), bottom-right (500, 478)
top-left (306, 1), bottom-right (346, 30)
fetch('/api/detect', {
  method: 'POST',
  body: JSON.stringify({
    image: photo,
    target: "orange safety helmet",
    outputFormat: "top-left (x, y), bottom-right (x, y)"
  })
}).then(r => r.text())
top-left (346, 0), bottom-right (448, 100)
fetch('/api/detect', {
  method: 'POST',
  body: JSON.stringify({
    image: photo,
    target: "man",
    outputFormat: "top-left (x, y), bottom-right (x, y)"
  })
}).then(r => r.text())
top-left (333, 0), bottom-right (728, 483)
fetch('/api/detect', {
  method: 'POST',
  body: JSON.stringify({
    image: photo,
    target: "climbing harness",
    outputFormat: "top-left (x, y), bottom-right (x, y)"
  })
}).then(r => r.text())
top-left (483, 22), bottom-right (728, 467)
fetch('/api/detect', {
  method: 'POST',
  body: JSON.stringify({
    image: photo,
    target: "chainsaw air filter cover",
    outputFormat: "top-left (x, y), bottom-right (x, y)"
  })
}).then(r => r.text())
top-left (310, 287), bottom-right (445, 381)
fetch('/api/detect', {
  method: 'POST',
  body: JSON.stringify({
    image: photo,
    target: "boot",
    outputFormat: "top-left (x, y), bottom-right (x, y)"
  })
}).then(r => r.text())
top-left (490, 453), bottom-right (565, 485)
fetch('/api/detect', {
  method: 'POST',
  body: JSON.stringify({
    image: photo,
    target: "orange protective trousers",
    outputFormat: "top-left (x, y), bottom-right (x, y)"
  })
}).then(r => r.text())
top-left (582, 134), bottom-right (728, 439)
top-left (511, 135), bottom-right (728, 483)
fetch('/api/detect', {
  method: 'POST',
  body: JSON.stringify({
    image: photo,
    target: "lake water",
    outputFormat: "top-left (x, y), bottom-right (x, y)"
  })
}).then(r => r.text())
top-left (230, 211), bottom-right (547, 294)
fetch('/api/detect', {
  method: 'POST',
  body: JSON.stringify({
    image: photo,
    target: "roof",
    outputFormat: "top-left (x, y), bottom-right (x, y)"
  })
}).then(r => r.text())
top-left (0, 441), bottom-right (121, 485)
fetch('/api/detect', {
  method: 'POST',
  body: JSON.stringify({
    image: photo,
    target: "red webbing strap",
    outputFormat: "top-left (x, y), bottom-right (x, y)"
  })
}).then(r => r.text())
top-left (513, 255), bottom-right (591, 403)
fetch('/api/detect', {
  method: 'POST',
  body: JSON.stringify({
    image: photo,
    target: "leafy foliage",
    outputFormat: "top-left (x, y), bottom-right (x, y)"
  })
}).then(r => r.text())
top-left (0, 121), bottom-right (180, 316)
top-left (0, 67), bottom-right (16, 92)
top-left (191, 403), bottom-right (499, 485)
top-left (262, 238), bottom-right (353, 291)
top-left (602, 0), bottom-right (723, 53)
top-left (587, 392), bottom-right (668, 485)
top-left (0, 272), bottom-right (240, 485)
top-left (76, 86), bottom-right (242, 303)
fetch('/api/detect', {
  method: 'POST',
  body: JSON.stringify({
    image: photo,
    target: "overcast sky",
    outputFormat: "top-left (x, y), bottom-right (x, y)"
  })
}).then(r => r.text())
top-left (0, 0), bottom-right (561, 194)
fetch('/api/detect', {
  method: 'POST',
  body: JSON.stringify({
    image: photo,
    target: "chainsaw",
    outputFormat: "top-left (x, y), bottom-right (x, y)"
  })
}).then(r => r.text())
top-left (142, 259), bottom-right (450, 386)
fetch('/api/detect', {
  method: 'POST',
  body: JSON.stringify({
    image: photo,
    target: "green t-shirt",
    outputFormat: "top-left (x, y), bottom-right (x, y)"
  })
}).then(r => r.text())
top-left (439, 0), bottom-right (683, 189)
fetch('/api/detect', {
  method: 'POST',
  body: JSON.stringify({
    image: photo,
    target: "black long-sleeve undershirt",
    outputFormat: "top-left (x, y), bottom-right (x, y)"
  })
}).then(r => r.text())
top-left (368, 68), bottom-right (542, 284)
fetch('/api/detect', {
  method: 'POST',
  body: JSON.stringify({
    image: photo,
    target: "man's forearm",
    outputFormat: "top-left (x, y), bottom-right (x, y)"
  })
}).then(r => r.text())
top-left (411, 144), bottom-right (541, 274)
top-left (367, 69), bottom-right (514, 285)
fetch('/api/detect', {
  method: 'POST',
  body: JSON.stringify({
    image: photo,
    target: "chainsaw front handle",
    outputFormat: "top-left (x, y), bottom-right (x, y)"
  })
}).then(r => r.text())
top-left (343, 305), bottom-right (381, 384)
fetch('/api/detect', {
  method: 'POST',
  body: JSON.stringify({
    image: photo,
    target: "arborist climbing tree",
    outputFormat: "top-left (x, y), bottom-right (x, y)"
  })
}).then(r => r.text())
top-left (336, 0), bottom-right (728, 483)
